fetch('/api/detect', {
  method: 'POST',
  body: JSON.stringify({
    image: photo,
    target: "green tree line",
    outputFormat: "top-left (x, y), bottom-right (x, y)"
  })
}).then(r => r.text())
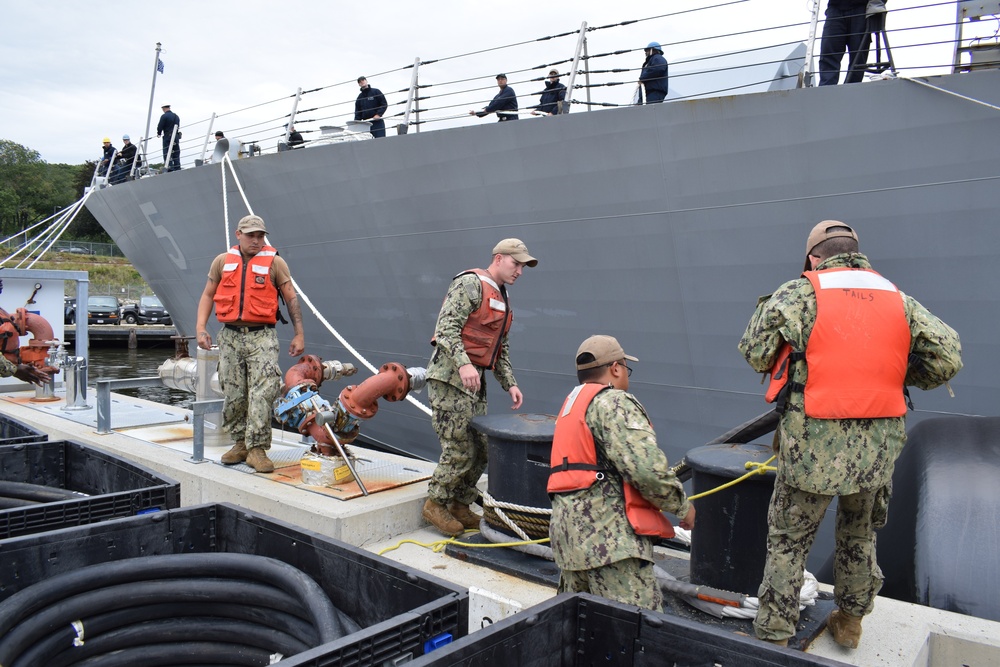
top-left (0, 139), bottom-right (111, 243)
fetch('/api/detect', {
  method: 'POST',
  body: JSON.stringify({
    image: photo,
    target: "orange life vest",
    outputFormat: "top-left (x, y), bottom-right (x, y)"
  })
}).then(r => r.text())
top-left (431, 268), bottom-right (513, 370)
top-left (0, 308), bottom-right (21, 364)
top-left (0, 308), bottom-right (21, 359)
top-left (765, 268), bottom-right (910, 419)
top-left (213, 245), bottom-right (279, 324)
top-left (548, 383), bottom-right (675, 539)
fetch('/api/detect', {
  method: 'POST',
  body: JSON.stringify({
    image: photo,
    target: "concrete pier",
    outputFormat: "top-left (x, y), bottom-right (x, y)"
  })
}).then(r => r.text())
top-left (1, 388), bottom-right (998, 664)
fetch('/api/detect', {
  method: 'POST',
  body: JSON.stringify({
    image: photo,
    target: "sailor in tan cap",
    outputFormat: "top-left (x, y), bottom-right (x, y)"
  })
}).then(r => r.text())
top-left (740, 219), bottom-right (962, 648)
top-left (422, 238), bottom-right (538, 536)
top-left (196, 214), bottom-right (306, 473)
top-left (548, 334), bottom-right (695, 610)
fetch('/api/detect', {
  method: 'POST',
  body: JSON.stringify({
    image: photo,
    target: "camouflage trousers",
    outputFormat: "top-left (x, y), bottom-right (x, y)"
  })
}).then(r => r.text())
top-left (427, 379), bottom-right (488, 506)
top-left (217, 326), bottom-right (281, 451)
top-left (558, 558), bottom-right (662, 611)
top-left (754, 479), bottom-right (884, 641)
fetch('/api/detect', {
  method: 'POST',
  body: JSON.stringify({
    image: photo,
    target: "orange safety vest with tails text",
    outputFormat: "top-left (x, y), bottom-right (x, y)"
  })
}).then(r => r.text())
top-left (764, 267), bottom-right (910, 419)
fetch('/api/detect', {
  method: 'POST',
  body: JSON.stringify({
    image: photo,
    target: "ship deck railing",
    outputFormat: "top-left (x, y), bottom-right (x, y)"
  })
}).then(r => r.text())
top-left (110, 0), bottom-right (998, 178)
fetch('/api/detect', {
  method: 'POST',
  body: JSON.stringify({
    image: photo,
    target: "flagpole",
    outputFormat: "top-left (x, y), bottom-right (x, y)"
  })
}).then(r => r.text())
top-left (142, 42), bottom-right (162, 171)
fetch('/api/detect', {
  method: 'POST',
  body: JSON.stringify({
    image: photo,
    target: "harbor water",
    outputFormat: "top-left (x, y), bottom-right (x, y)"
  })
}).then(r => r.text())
top-left (86, 346), bottom-right (192, 409)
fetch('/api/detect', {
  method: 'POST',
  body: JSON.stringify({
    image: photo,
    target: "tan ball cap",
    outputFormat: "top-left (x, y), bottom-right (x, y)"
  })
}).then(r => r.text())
top-left (576, 335), bottom-right (638, 370)
top-left (237, 214), bottom-right (267, 234)
top-left (804, 220), bottom-right (858, 270)
top-left (492, 238), bottom-right (538, 267)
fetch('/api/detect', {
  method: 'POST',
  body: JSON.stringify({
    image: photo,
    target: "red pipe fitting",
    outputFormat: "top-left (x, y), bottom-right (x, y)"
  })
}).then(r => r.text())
top-left (282, 354), bottom-right (326, 392)
top-left (339, 362), bottom-right (412, 420)
top-left (22, 310), bottom-right (55, 347)
top-left (0, 308), bottom-right (57, 369)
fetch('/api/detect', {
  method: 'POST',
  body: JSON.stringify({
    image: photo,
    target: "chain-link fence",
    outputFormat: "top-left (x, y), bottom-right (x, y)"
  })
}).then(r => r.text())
top-left (1, 239), bottom-right (124, 258)
top-left (48, 240), bottom-right (123, 258)
top-left (91, 283), bottom-right (150, 301)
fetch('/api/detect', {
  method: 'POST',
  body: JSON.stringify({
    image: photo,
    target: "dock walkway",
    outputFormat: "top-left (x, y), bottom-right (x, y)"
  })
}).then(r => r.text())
top-left (64, 324), bottom-right (179, 347)
top-left (1, 386), bottom-right (998, 664)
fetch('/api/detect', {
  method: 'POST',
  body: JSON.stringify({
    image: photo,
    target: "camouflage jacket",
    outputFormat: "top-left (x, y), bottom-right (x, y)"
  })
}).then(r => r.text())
top-left (426, 272), bottom-right (517, 393)
top-left (549, 388), bottom-right (691, 570)
top-left (0, 356), bottom-right (16, 378)
top-left (738, 253), bottom-right (962, 495)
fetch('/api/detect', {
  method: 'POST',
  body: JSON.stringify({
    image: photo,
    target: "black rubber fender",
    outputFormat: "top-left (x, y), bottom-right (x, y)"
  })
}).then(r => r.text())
top-left (877, 415), bottom-right (1000, 621)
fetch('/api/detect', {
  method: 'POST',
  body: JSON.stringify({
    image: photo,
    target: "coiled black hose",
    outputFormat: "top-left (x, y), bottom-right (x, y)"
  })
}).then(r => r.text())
top-left (0, 497), bottom-right (37, 509)
top-left (4, 579), bottom-right (307, 664)
top-left (71, 641), bottom-right (278, 667)
top-left (46, 618), bottom-right (310, 667)
top-left (0, 553), bottom-right (360, 667)
top-left (15, 603), bottom-right (318, 667)
top-left (0, 480), bottom-right (87, 504)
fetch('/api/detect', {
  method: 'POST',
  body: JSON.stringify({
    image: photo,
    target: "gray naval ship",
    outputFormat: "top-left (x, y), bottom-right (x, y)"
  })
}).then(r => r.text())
top-left (75, 2), bottom-right (1000, 629)
top-left (84, 3), bottom-right (999, 467)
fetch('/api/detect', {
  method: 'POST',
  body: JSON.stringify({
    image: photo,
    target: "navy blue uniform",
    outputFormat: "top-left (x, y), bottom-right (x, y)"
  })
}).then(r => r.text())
top-left (535, 80), bottom-right (567, 115)
top-left (640, 53), bottom-right (669, 103)
top-left (156, 110), bottom-right (181, 171)
top-left (478, 86), bottom-right (518, 121)
top-left (355, 86), bottom-right (388, 138)
top-left (819, 0), bottom-right (870, 85)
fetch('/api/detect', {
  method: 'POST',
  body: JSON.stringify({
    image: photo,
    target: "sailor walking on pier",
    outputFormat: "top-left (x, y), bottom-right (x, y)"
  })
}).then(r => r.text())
top-left (422, 239), bottom-right (537, 536)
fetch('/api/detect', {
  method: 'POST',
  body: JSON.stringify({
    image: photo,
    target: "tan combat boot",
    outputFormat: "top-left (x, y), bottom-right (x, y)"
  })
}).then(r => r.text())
top-left (245, 447), bottom-right (275, 473)
top-left (449, 502), bottom-right (482, 530)
top-left (422, 498), bottom-right (463, 537)
top-left (221, 442), bottom-right (247, 465)
top-left (827, 608), bottom-right (863, 649)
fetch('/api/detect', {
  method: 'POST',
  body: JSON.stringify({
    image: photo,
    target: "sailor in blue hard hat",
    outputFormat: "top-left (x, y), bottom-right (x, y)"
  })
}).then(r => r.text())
top-left (639, 41), bottom-right (669, 104)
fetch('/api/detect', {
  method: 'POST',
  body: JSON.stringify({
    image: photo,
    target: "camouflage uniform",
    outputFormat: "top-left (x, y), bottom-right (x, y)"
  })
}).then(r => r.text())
top-left (207, 252), bottom-right (292, 453)
top-left (739, 252), bottom-right (962, 641)
top-left (549, 388), bottom-right (691, 611)
top-left (0, 356), bottom-right (17, 377)
top-left (426, 273), bottom-right (517, 506)
top-left (217, 326), bottom-right (281, 451)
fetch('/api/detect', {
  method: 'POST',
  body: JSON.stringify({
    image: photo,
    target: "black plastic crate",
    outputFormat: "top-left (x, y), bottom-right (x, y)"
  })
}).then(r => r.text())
top-left (0, 439), bottom-right (180, 540)
top-left (408, 593), bottom-right (851, 667)
top-left (0, 502), bottom-right (469, 667)
top-left (0, 413), bottom-right (47, 446)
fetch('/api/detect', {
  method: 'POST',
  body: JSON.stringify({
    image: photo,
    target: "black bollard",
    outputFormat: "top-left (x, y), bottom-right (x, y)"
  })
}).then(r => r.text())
top-left (686, 442), bottom-right (776, 595)
top-left (471, 413), bottom-right (556, 537)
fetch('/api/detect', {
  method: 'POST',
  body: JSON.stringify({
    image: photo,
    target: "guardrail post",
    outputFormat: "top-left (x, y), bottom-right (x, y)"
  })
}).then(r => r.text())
top-left (96, 379), bottom-right (112, 433)
top-left (190, 399), bottom-right (225, 464)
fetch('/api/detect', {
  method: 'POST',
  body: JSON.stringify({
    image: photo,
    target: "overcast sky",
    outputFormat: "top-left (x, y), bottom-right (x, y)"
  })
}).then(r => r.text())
top-left (0, 0), bottom-right (966, 166)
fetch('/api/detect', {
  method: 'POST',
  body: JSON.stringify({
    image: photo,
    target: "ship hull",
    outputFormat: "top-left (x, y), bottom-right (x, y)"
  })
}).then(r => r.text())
top-left (86, 70), bottom-right (1000, 462)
